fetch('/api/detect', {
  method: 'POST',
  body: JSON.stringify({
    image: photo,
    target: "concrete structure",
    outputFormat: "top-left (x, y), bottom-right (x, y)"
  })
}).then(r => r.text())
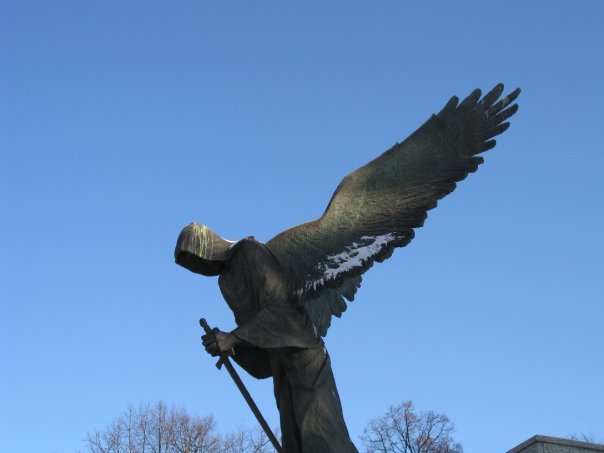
top-left (507, 435), bottom-right (604, 453)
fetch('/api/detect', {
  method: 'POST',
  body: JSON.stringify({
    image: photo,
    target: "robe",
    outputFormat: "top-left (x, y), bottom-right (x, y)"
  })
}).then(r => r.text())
top-left (217, 238), bottom-right (358, 453)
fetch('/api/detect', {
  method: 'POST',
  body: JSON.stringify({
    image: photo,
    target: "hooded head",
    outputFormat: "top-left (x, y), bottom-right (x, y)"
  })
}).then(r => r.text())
top-left (174, 223), bottom-right (235, 276)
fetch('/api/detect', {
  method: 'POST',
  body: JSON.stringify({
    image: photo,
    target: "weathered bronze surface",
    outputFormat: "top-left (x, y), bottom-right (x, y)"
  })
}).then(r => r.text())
top-left (175, 85), bottom-right (521, 452)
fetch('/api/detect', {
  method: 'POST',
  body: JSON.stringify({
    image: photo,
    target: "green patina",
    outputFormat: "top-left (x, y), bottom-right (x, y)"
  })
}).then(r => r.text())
top-left (190, 224), bottom-right (213, 260)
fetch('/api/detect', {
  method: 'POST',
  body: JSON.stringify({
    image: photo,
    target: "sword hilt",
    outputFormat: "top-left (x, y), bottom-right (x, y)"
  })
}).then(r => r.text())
top-left (199, 318), bottom-right (214, 336)
top-left (199, 318), bottom-right (227, 370)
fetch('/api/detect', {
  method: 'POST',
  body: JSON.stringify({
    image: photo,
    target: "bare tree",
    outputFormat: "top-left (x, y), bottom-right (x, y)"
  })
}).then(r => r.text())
top-left (84, 401), bottom-right (277, 453)
top-left (221, 426), bottom-right (279, 453)
top-left (361, 400), bottom-right (462, 453)
top-left (569, 433), bottom-right (600, 444)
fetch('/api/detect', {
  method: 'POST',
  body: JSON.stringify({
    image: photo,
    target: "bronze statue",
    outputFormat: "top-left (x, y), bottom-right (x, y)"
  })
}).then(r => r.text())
top-left (175, 84), bottom-right (521, 452)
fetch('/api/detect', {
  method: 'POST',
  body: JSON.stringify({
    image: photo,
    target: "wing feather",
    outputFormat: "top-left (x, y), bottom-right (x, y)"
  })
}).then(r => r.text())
top-left (267, 84), bottom-right (520, 336)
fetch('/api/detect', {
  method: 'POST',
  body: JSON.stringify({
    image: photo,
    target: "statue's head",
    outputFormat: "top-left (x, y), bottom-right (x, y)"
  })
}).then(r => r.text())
top-left (174, 223), bottom-right (235, 276)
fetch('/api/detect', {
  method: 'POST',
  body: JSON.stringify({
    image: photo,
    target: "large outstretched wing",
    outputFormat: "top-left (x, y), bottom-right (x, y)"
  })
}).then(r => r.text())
top-left (266, 84), bottom-right (520, 336)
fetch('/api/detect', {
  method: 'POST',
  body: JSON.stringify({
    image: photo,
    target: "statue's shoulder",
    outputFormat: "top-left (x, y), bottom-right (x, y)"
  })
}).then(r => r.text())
top-left (231, 237), bottom-right (280, 266)
top-left (229, 236), bottom-right (264, 255)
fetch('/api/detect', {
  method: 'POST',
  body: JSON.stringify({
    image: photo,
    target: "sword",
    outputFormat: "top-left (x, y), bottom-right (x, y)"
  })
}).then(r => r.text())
top-left (199, 318), bottom-right (283, 453)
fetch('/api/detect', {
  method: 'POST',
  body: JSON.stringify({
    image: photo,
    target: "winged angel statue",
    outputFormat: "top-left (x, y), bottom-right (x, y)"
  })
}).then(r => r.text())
top-left (175, 84), bottom-right (520, 452)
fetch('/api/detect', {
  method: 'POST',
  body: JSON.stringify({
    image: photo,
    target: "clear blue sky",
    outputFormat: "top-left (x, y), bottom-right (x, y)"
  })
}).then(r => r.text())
top-left (1, 2), bottom-right (603, 452)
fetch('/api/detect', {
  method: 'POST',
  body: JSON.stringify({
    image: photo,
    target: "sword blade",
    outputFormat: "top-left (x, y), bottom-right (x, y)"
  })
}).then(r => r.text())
top-left (221, 356), bottom-right (283, 452)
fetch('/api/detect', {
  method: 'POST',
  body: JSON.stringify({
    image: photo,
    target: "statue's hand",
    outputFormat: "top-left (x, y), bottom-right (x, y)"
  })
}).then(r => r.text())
top-left (201, 330), bottom-right (238, 357)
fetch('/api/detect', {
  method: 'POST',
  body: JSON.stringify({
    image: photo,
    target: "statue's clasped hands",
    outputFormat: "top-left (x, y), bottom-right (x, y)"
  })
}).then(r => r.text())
top-left (202, 328), bottom-right (238, 357)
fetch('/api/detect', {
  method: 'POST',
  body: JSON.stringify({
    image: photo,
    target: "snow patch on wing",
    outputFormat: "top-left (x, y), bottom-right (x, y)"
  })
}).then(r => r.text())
top-left (306, 233), bottom-right (396, 292)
